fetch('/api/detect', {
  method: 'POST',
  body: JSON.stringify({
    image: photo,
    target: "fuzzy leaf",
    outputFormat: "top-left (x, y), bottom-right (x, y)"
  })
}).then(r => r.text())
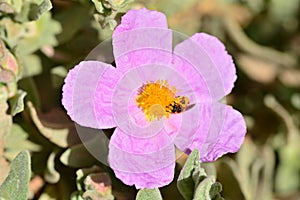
top-left (8, 90), bottom-right (26, 116)
top-left (0, 151), bottom-right (31, 200)
top-left (177, 149), bottom-right (203, 200)
top-left (193, 177), bottom-right (223, 200)
top-left (177, 149), bottom-right (224, 200)
top-left (136, 188), bottom-right (163, 200)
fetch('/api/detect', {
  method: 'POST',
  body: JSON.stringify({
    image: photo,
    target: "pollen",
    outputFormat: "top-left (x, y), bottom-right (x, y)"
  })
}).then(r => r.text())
top-left (136, 80), bottom-right (183, 121)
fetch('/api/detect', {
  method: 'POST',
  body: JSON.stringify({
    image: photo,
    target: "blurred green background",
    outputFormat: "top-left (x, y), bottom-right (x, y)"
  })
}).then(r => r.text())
top-left (0, 0), bottom-right (300, 199)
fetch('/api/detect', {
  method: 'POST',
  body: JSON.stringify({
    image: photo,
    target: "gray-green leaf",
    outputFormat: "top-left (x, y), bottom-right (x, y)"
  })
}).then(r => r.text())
top-left (0, 151), bottom-right (31, 200)
top-left (177, 149), bottom-right (224, 200)
top-left (136, 188), bottom-right (163, 200)
top-left (177, 149), bottom-right (203, 200)
top-left (193, 177), bottom-right (222, 200)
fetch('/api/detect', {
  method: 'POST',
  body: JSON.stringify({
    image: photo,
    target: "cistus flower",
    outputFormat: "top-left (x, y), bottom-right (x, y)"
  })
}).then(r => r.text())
top-left (62, 8), bottom-right (246, 189)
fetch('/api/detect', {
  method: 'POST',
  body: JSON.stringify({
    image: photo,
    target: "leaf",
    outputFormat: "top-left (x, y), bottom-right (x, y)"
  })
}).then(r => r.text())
top-left (8, 90), bottom-right (26, 116)
top-left (220, 137), bottom-right (275, 200)
top-left (0, 100), bottom-right (12, 140)
top-left (83, 173), bottom-right (114, 200)
top-left (91, 0), bottom-right (105, 13)
top-left (76, 166), bottom-right (103, 192)
top-left (275, 143), bottom-right (300, 194)
top-left (28, 0), bottom-right (52, 21)
top-left (18, 78), bottom-right (40, 108)
top-left (0, 84), bottom-right (8, 100)
top-left (50, 66), bottom-right (67, 88)
top-left (4, 124), bottom-right (41, 161)
top-left (177, 149), bottom-right (204, 200)
top-left (13, 0), bottom-right (52, 22)
top-left (106, 0), bottom-right (134, 10)
top-left (27, 101), bottom-right (70, 148)
top-left (20, 54), bottom-right (42, 77)
top-left (38, 184), bottom-right (59, 200)
top-left (193, 177), bottom-right (223, 200)
top-left (17, 12), bottom-right (61, 55)
top-left (136, 188), bottom-right (163, 200)
top-left (0, 40), bottom-right (19, 83)
top-left (0, 156), bottom-right (10, 186)
top-left (177, 149), bottom-right (224, 200)
top-left (0, 151), bottom-right (31, 200)
top-left (0, 2), bottom-right (14, 14)
top-left (209, 182), bottom-right (224, 200)
top-left (70, 192), bottom-right (84, 200)
top-left (7, 0), bottom-right (22, 13)
top-left (269, 0), bottom-right (300, 23)
top-left (55, 4), bottom-right (91, 44)
top-left (60, 127), bottom-right (109, 167)
top-left (44, 151), bottom-right (60, 184)
top-left (0, 18), bottom-right (25, 48)
top-left (60, 143), bottom-right (97, 168)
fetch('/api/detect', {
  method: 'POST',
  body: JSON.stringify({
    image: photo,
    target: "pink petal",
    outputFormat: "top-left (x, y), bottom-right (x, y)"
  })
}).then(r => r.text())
top-left (108, 127), bottom-right (176, 188)
top-left (62, 64), bottom-right (79, 119)
top-left (174, 103), bottom-right (246, 162)
top-left (173, 103), bottom-right (206, 153)
top-left (114, 8), bottom-right (168, 35)
top-left (109, 127), bottom-right (176, 156)
top-left (112, 164), bottom-right (175, 189)
top-left (200, 105), bottom-right (246, 162)
top-left (62, 61), bottom-right (119, 129)
top-left (190, 33), bottom-right (236, 96)
top-left (173, 33), bottom-right (236, 102)
top-left (171, 53), bottom-right (212, 103)
top-left (113, 8), bottom-right (172, 72)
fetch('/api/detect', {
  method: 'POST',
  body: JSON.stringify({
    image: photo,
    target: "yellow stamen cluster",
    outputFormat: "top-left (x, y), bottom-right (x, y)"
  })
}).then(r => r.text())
top-left (136, 80), bottom-right (178, 121)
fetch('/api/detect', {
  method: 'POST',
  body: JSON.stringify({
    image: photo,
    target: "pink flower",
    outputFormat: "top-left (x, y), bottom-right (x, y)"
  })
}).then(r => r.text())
top-left (62, 8), bottom-right (246, 189)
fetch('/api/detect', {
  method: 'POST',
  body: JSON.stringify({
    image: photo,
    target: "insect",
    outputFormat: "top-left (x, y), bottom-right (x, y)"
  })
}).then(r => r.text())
top-left (167, 96), bottom-right (195, 114)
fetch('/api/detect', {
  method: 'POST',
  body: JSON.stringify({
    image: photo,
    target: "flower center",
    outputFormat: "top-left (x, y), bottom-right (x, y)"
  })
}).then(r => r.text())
top-left (136, 80), bottom-right (189, 121)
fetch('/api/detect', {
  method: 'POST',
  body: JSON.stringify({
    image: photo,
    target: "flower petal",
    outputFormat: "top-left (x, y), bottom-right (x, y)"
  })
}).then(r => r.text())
top-left (62, 61), bottom-right (120, 129)
top-left (62, 64), bottom-right (79, 119)
top-left (191, 33), bottom-right (236, 95)
top-left (200, 105), bottom-right (246, 162)
top-left (108, 127), bottom-right (176, 188)
top-left (174, 103), bottom-right (246, 162)
top-left (114, 8), bottom-right (168, 34)
top-left (109, 127), bottom-right (176, 155)
top-left (112, 164), bottom-right (175, 189)
top-left (113, 8), bottom-right (172, 72)
top-left (193, 33), bottom-right (236, 96)
top-left (171, 53), bottom-right (212, 103)
top-left (173, 33), bottom-right (236, 101)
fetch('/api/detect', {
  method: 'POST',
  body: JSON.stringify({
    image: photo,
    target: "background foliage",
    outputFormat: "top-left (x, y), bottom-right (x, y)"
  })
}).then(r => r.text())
top-left (0, 0), bottom-right (300, 199)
